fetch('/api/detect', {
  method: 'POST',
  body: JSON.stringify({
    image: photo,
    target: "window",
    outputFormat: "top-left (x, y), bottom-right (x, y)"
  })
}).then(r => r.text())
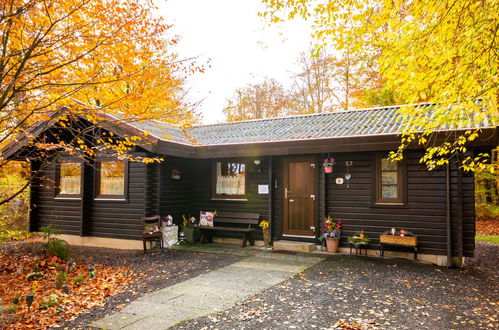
top-left (57, 161), bottom-right (82, 197)
top-left (96, 160), bottom-right (127, 199)
top-left (213, 161), bottom-right (246, 198)
top-left (376, 157), bottom-right (404, 204)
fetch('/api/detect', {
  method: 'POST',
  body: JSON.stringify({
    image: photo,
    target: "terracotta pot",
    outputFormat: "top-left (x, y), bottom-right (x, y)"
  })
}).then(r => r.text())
top-left (262, 228), bottom-right (270, 247)
top-left (324, 166), bottom-right (333, 174)
top-left (325, 237), bottom-right (340, 253)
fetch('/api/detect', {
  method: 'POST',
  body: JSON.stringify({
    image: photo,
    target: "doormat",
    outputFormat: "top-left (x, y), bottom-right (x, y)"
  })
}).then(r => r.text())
top-left (272, 250), bottom-right (299, 255)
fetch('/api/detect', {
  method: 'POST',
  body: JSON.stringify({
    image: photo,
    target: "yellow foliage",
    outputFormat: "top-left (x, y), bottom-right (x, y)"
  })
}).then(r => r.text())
top-left (0, 0), bottom-right (199, 162)
top-left (262, 0), bottom-right (499, 172)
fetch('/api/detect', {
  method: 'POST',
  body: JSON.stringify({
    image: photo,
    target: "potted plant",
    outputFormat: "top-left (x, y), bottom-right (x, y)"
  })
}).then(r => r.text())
top-left (182, 215), bottom-right (200, 243)
top-left (323, 157), bottom-right (336, 173)
top-left (319, 216), bottom-right (342, 253)
top-left (259, 220), bottom-right (270, 248)
top-left (348, 230), bottom-right (371, 244)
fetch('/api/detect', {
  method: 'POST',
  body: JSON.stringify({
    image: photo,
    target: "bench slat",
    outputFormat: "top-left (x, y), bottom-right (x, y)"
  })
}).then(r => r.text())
top-left (198, 226), bottom-right (254, 232)
top-left (216, 212), bottom-right (260, 220)
top-left (214, 218), bottom-right (259, 225)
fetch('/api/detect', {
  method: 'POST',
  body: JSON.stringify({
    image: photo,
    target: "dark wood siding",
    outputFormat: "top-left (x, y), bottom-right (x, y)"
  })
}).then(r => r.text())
top-left (31, 162), bottom-right (82, 235)
top-left (271, 156), bottom-right (283, 241)
top-left (87, 155), bottom-right (146, 240)
top-left (30, 151), bottom-right (149, 240)
top-left (324, 150), bottom-right (475, 257)
top-left (158, 157), bottom-right (192, 225)
top-left (187, 158), bottom-right (270, 240)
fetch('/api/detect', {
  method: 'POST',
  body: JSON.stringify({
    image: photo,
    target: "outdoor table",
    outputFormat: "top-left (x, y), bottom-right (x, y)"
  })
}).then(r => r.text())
top-left (349, 241), bottom-right (370, 256)
top-left (161, 225), bottom-right (178, 247)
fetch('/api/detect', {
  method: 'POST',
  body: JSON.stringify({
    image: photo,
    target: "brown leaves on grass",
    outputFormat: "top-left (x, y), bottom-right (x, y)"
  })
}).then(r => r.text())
top-left (476, 218), bottom-right (499, 235)
top-left (0, 252), bottom-right (135, 329)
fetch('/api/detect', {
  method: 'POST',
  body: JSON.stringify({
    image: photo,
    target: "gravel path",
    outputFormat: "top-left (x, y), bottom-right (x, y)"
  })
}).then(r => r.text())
top-left (173, 243), bottom-right (498, 330)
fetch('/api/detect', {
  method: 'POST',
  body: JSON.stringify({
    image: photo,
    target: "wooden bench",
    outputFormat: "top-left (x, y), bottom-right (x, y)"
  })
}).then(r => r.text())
top-left (198, 212), bottom-right (260, 247)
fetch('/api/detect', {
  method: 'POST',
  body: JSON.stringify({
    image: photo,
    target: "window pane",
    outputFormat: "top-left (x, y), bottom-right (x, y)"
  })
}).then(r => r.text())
top-left (382, 185), bottom-right (398, 199)
top-left (59, 162), bottom-right (81, 195)
top-left (216, 161), bottom-right (245, 196)
top-left (381, 158), bottom-right (398, 171)
top-left (381, 171), bottom-right (398, 185)
top-left (100, 161), bottom-right (125, 196)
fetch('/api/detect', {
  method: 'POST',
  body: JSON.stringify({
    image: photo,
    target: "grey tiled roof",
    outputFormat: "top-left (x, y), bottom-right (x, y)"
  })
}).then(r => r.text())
top-left (120, 104), bottom-right (495, 146)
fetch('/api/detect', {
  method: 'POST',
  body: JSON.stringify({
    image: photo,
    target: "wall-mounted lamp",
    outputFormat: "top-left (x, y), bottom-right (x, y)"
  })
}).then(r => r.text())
top-left (253, 159), bottom-right (262, 174)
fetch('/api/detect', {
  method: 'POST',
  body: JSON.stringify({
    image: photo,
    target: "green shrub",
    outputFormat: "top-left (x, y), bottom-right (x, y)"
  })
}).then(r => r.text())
top-left (45, 239), bottom-right (71, 260)
top-left (73, 274), bottom-right (85, 285)
top-left (11, 294), bottom-right (22, 305)
top-left (39, 294), bottom-right (59, 310)
top-left (5, 304), bottom-right (19, 314)
top-left (40, 226), bottom-right (71, 260)
top-left (476, 203), bottom-right (499, 221)
top-left (25, 272), bottom-right (44, 281)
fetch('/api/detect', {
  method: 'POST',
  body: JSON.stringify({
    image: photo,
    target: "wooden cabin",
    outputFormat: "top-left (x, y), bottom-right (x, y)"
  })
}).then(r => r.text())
top-left (2, 105), bottom-right (497, 266)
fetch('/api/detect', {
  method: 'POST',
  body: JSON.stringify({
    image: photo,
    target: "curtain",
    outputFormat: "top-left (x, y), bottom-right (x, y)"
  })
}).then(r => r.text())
top-left (216, 162), bottom-right (245, 196)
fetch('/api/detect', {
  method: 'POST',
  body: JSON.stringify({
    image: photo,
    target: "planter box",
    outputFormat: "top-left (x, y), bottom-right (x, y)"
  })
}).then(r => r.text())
top-left (380, 235), bottom-right (417, 246)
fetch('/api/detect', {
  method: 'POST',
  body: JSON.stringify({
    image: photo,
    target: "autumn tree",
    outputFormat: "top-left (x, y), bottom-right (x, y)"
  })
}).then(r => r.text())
top-left (262, 0), bottom-right (499, 171)
top-left (290, 50), bottom-right (336, 113)
top-left (0, 0), bottom-right (198, 206)
top-left (223, 77), bottom-right (292, 121)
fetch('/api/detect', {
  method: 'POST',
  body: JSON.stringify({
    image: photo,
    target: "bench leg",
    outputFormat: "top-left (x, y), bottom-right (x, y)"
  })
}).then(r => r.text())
top-left (248, 232), bottom-right (255, 246)
top-left (242, 233), bottom-right (248, 247)
top-left (143, 240), bottom-right (147, 254)
top-left (200, 230), bottom-right (207, 244)
top-left (414, 247), bottom-right (418, 260)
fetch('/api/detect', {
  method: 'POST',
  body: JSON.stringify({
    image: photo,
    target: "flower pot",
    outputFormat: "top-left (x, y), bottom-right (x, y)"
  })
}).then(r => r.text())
top-left (325, 237), bottom-right (340, 253)
top-left (183, 227), bottom-right (200, 243)
top-left (262, 228), bottom-right (270, 247)
top-left (324, 166), bottom-right (333, 174)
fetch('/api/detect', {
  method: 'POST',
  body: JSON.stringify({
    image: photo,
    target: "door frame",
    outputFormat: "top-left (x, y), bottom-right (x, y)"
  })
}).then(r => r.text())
top-left (282, 155), bottom-right (318, 237)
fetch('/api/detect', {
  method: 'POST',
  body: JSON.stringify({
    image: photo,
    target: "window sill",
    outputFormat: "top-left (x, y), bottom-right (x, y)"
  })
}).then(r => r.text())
top-left (211, 198), bottom-right (248, 202)
top-left (94, 198), bottom-right (127, 202)
top-left (54, 196), bottom-right (81, 200)
top-left (371, 202), bottom-right (408, 208)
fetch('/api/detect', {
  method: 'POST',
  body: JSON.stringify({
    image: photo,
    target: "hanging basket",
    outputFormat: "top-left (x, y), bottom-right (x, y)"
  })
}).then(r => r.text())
top-left (324, 166), bottom-right (333, 174)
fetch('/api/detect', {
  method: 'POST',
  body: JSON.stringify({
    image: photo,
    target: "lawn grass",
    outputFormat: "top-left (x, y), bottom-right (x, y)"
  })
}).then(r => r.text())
top-left (476, 234), bottom-right (499, 244)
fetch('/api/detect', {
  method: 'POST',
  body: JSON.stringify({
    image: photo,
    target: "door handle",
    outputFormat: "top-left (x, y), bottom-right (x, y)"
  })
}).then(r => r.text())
top-left (285, 188), bottom-right (291, 198)
top-left (310, 194), bottom-right (315, 200)
top-left (289, 199), bottom-right (294, 202)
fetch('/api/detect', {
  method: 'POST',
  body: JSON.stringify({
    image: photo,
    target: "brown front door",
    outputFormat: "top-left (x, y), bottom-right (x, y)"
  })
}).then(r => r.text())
top-left (283, 156), bottom-right (316, 237)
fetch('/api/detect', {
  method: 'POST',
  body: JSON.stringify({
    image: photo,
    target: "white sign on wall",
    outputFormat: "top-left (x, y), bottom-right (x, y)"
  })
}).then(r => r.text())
top-left (258, 184), bottom-right (269, 194)
top-left (335, 177), bottom-right (344, 185)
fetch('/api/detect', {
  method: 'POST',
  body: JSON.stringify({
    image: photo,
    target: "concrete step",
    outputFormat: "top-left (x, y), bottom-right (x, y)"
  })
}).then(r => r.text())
top-left (273, 240), bottom-right (315, 253)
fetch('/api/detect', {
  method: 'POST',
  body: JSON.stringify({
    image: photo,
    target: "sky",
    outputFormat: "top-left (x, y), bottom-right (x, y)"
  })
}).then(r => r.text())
top-left (158, 0), bottom-right (313, 124)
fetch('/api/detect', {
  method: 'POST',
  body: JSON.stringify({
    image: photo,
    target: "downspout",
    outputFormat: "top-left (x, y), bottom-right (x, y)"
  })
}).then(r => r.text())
top-left (446, 162), bottom-right (452, 267)
top-left (268, 156), bottom-right (273, 243)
